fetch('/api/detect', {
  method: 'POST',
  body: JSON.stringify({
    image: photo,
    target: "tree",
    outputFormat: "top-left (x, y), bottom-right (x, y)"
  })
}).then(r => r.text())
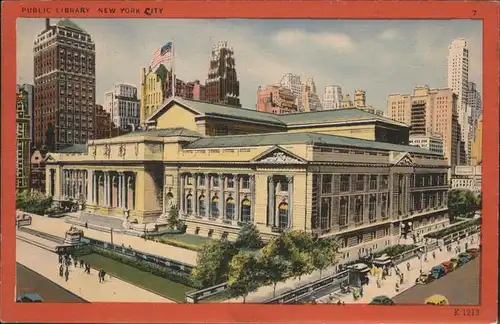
top-left (16, 189), bottom-right (53, 215)
top-left (259, 245), bottom-right (289, 297)
top-left (288, 249), bottom-right (314, 286)
top-left (448, 189), bottom-right (478, 220)
top-left (285, 230), bottom-right (315, 253)
top-left (190, 240), bottom-right (237, 288)
top-left (235, 223), bottom-right (263, 249)
top-left (310, 240), bottom-right (331, 279)
top-left (227, 252), bottom-right (261, 303)
top-left (166, 205), bottom-right (180, 229)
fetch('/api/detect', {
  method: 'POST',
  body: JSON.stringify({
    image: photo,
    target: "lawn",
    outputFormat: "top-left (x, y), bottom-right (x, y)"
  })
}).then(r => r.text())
top-left (157, 233), bottom-right (214, 251)
top-left (79, 253), bottom-right (195, 302)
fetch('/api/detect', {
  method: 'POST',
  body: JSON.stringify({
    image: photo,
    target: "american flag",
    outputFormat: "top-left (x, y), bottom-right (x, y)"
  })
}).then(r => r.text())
top-left (150, 42), bottom-right (173, 70)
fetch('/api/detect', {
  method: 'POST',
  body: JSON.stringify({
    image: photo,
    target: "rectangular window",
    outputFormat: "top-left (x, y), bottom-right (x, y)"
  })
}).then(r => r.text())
top-left (356, 175), bottom-right (365, 191)
top-left (322, 174), bottom-right (332, 194)
top-left (199, 176), bottom-right (205, 187)
top-left (213, 176), bottom-right (219, 187)
top-left (381, 175), bottom-right (389, 190)
top-left (340, 175), bottom-right (350, 192)
top-left (227, 176), bottom-right (234, 189)
top-left (369, 175), bottom-right (378, 190)
top-left (242, 176), bottom-right (250, 189)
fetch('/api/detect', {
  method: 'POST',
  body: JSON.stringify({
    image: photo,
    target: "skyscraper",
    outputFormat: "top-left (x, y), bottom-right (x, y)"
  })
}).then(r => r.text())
top-left (33, 19), bottom-right (96, 150)
top-left (104, 83), bottom-right (140, 132)
top-left (279, 73), bottom-right (303, 111)
top-left (447, 38), bottom-right (471, 162)
top-left (205, 41), bottom-right (240, 107)
top-left (16, 87), bottom-right (31, 191)
top-left (301, 78), bottom-right (322, 112)
top-left (322, 85), bottom-right (343, 110)
top-left (467, 81), bottom-right (482, 145)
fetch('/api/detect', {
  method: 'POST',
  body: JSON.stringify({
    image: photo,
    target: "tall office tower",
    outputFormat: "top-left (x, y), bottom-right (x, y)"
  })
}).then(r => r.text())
top-left (16, 88), bottom-right (31, 191)
top-left (33, 19), bottom-right (96, 150)
top-left (279, 73), bottom-right (303, 111)
top-left (447, 38), bottom-right (471, 162)
top-left (104, 83), bottom-right (140, 132)
top-left (301, 78), bottom-right (323, 112)
top-left (17, 84), bottom-right (35, 143)
top-left (387, 86), bottom-right (462, 165)
top-left (322, 85), bottom-right (343, 110)
top-left (467, 81), bottom-right (482, 145)
top-left (471, 115), bottom-right (482, 166)
top-left (205, 41), bottom-right (240, 107)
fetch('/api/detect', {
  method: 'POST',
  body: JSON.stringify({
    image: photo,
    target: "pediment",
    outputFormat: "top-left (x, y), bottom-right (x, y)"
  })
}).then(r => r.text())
top-left (392, 152), bottom-right (416, 166)
top-left (252, 146), bottom-right (306, 164)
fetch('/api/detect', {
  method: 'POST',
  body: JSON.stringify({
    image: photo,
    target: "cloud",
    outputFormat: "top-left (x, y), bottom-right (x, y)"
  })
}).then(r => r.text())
top-left (272, 28), bottom-right (355, 53)
top-left (379, 29), bottom-right (399, 40)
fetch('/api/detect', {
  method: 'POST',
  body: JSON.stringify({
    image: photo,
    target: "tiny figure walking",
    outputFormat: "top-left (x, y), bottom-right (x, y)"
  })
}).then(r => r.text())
top-left (80, 259), bottom-right (84, 268)
top-left (376, 278), bottom-right (381, 288)
top-left (406, 262), bottom-right (410, 271)
top-left (64, 267), bottom-right (69, 282)
top-left (58, 254), bottom-right (63, 264)
top-left (59, 264), bottom-right (64, 277)
top-left (98, 270), bottom-right (103, 283)
top-left (400, 273), bottom-right (404, 284)
top-left (395, 282), bottom-right (400, 293)
top-left (432, 251), bottom-right (436, 260)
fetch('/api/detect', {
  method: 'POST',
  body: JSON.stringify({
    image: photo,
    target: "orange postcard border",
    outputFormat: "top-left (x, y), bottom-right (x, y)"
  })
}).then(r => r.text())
top-left (1, 1), bottom-right (498, 323)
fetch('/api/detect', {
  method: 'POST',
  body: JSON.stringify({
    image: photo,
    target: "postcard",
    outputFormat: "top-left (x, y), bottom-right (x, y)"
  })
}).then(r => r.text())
top-left (1, 1), bottom-right (498, 323)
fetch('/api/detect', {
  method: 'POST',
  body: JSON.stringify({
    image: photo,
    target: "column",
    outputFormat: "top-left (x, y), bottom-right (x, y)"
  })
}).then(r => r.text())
top-left (179, 173), bottom-right (185, 214)
top-left (118, 173), bottom-right (122, 208)
top-left (234, 174), bottom-right (240, 221)
top-left (123, 173), bottom-right (127, 209)
top-left (250, 175), bottom-right (256, 222)
top-left (287, 176), bottom-right (293, 228)
top-left (105, 172), bottom-right (109, 207)
top-left (267, 176), bottom-right (275, 226)
top-left (219, 174), bottom-right (225, 219)
top-left (193, 174), bottom-right (198, 215)
top-left (87, 170), bottom-right (94, 205)
top-left (206, 174), bottom-right (211, 218)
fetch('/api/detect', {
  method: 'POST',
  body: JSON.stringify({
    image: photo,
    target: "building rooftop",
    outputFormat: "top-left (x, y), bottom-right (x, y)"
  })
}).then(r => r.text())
top-left (56, 144), bottom-right (87, 154)
top-left (56, 19), bottom-right (86, 33)
top-left (149, 97), bottom-right (406, 128)
top-left (113, 127), bottom-right (202, 139)
top-left (185, 131), bottom-right (442, 156)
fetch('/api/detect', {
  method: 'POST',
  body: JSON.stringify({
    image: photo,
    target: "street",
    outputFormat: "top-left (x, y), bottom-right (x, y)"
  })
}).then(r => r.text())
top-left (16, 263), bottom-right (87, 303)
top-left (392, 256), bottom-right (480, 305)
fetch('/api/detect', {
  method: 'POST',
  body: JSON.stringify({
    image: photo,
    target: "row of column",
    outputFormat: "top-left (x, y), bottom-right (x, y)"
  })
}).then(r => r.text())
top-left (61, 170), bottom-right (88, 201)
top-left (86, 171), bottom-right (135, 210)
top-left (179, 173), bottom-right (255, 222)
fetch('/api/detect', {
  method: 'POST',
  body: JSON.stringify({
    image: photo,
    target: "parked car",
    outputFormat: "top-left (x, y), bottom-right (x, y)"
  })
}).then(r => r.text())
top-left (415, 273), bottom-right (435, 285)
top-left (466, 248), bottom-right (479, 259)
top-left (458, 252), bottom-right (472, 265)
top-left (16, 293), bottom-right (43, 303)
top-left (369, 295), bottom-right (395, 305)
top-left (431, 264), bottom-right (446, 279)
top-left (450, 257), bottom-right (461, 268)
top-left (425, 294), bottom-right (449, 305)
top-left (441, 261), bottom-right (456, 273)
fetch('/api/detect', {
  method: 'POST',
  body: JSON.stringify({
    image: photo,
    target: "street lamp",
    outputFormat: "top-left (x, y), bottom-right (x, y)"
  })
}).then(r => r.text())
top-left (110, 228), bottom-right (114, 245)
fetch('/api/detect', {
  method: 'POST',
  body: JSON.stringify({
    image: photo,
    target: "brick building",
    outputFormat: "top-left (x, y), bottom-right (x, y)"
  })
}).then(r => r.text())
top-left (33, 18), bottom-right (96, 150)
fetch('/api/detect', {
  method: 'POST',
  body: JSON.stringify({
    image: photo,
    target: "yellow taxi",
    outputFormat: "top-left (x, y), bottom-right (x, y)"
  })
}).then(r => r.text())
top-left (425, 295), bottom-right (449, 305)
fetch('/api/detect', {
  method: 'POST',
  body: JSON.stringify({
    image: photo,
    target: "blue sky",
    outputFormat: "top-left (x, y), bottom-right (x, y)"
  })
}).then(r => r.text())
top-left (17, 19), bottom-right (482, 110)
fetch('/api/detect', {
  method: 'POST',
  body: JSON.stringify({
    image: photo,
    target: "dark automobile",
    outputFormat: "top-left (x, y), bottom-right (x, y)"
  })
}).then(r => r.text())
top-left (415, 272), bottom-right (435, 285)
top-left (16, 293), bottom-right (43, 303)
top-left (369, 295), bottom-right (395, 305)
top-left (431, 264), bottom-right (446, 279)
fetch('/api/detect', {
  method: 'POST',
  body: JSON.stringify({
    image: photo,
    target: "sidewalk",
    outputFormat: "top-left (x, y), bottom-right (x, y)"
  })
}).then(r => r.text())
top-left (321, 233), bottom-right (481, 304)
top-left (16, 238), bottom-right (173, 302)
top-left (27, 215), bottom-right (198, 266)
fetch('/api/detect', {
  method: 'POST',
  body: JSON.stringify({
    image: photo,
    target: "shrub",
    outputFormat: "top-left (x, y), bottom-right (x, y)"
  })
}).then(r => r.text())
top-left (424, 218), bottom-right (480, 239)
top-left (16, 189), bottom-right (53, 215)
top-left (374, 244), bottom-right (418, 258)
top-left (235, 223), bottom-right (263, 249)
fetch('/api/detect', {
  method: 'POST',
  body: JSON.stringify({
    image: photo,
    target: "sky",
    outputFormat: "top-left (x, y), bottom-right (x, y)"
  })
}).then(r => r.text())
top-left (17, 19), bottom-right (482, 111)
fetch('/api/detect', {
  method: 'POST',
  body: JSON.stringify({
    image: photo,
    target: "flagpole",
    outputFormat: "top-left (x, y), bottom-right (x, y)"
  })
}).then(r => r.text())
top-left (171, 40), bottom-right (175, 98)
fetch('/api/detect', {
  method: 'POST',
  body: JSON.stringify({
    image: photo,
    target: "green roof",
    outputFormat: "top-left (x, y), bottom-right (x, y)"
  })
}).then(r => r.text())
top-left (276, 108), bottom-right (403, 126)
top-left (152, 98), bottom-right (405, 129)
top-left (56, 19), bottom-right (86, 32)
top-left (186, 132), bottom-right (442, 156)
top-left (113, 127), bottom-right (202, 139)
top-left (56, 144), bottom-right (87, 153)
top-left (175, 98), bottom-right (286, 126)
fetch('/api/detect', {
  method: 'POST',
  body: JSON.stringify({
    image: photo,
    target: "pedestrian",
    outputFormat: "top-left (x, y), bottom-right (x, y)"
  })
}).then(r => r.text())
top-left (360, 286), bottom-right (364, 298)
top-left (395, 282), bottom-right (400, 293)
top-left (406, 262), bottom-right (410, 271)
top-left (376, 278), bottom-right (381, 288)
top-left (98, 270), bottom-right (102, 283)
top-left (64, 267), bottom-right (69, 282)
top-left (58, 254), bottom-right (63, 264)
top-left (80, 259), bottom-right (84, 268)
top-left (400, 273), bottom-right (404, 284)
top-left (102, 270), bottom-right (106, 282)
top-left (432, 251), bottom-right (436, 259)
top-left (85, 221), bottom-right (88, 228)
top-left (59, 264), bottom-right (64, 277)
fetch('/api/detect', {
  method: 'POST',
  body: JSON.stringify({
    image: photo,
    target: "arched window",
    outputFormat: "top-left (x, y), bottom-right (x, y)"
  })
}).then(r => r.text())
top-left (199, 195), bottom-right (205, 216)
top-left (354, 196), bottom-right (363, 223)
top-left (369, 195), bottom-right (376, 222)
top-left (211, 196), bottom-right (219, 217)
top-left (339, 197), bottom-right (348, 227)
top-left (186, 194), bottom-right (193, 215)
top-left (381, 194), bottom-right (387, 218)
top-left (241, 199), bottom-right (251, 223)
top-left (278, 203), bottom-right (289, 229)
top-left (226, 198), bottom-right (235, 220)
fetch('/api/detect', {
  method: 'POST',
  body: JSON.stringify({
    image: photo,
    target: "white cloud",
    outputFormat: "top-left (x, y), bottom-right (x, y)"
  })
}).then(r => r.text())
top-left (379, 29), bottom-right (399, 40)
top-left (272, 29), bottom-right (355, 53)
